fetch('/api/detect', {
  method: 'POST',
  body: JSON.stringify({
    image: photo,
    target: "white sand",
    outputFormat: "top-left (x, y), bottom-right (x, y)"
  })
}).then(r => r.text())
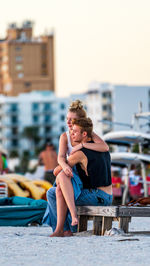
top-left (1, 217), bottom-right (150, 266)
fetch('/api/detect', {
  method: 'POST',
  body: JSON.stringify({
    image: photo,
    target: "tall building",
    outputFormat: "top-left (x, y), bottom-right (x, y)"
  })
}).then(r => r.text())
top-left (0, 21), bottom-right (55, 96)
top-left (0, 91), bottom-right (69, 155)
top-left (85, 82), bottom-right (150, 136)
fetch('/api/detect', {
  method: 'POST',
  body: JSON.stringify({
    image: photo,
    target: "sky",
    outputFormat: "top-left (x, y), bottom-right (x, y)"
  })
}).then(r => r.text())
top-left (0, 0), bottom-right (150, 97)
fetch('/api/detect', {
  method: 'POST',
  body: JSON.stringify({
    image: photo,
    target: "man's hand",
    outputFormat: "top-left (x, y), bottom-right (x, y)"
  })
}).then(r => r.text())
top-left (70, 143), bottom-right (82, 155)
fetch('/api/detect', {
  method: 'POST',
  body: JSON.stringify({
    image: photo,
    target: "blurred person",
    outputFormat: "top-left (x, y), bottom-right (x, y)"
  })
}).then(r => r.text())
top-left (39, 143), bottom-right (58, 184)
top-left (0, 146), bottom-right (9, 174)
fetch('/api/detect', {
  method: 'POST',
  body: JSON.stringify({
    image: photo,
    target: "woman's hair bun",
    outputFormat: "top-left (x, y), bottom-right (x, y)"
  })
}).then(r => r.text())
top-left (69, 100), bottom-right (83, 110)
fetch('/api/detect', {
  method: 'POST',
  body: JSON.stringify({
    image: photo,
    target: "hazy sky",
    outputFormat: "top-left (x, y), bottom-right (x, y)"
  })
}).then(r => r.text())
top-left (1, 0), bottom-right (150, 96)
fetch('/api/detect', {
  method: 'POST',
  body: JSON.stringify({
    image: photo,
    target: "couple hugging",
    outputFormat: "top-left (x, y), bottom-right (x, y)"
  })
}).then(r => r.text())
top-left (42, 100), bottom-right (113, 237)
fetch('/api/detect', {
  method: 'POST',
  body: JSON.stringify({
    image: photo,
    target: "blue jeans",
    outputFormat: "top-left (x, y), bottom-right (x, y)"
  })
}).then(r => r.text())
top-left (42, 187), bottom-right (76, 232)
top-left (76, 188), bottom-right (113, 206)
top-left (42, 187), bottom-right (112, 232)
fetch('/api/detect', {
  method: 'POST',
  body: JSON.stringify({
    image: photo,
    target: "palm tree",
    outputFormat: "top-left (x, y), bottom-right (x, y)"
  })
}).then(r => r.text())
top-left (22, 126), bottom-right (40, 156)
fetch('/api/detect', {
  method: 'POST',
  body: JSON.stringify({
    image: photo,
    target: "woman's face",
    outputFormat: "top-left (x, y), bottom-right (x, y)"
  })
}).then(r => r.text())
top-left (66, 111), bottom-right (78, 129)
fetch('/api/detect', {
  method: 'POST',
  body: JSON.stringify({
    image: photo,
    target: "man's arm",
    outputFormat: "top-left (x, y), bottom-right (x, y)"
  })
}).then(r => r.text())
top-left (54, 151), bottom-right (85, 177)
top-left (67, 151), bottom-right (85, 168)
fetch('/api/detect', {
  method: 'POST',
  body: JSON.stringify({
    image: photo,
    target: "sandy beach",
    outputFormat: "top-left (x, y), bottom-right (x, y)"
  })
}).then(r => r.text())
top-left (1, 217), bottom-right (150, 266)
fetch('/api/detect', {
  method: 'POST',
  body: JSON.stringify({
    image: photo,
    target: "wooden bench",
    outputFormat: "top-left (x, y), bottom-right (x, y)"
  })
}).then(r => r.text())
top-left (77, 205), bottom-right (150, 235)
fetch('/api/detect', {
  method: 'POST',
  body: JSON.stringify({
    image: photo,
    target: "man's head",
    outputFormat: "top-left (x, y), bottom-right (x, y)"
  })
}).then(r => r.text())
top-left (71, 117), bottom-right (93, 142)
top-left (45, 142), bottom-right (54, 150)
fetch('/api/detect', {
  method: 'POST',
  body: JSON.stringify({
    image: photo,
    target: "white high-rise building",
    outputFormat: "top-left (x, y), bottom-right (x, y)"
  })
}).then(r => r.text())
top-left (0, 91), bottom-right (69, 155)
top-left (85, 82), bottom-right (150, 136)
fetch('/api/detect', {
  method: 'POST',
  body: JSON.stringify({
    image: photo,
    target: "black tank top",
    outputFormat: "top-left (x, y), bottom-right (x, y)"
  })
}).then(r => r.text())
top-left (76, 148), bottom-right (112, 189)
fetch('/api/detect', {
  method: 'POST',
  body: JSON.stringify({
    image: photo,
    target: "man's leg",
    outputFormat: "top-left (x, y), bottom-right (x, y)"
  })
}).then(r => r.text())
top-left (57, 171), bottom-right (78, 226)
top-left (76, 188), bottom-right (113, 206)
top-left (44, 187), bottom-right (57, 231)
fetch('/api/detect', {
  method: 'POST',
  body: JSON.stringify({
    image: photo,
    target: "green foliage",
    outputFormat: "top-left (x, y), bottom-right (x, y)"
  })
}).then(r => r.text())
top-left (22, 126), bottom-right (40, 156)
top-left (15, 150), bottom-right (30, 174)
top-left (9, 150), bottom-right (19, 158)
top-left (22, 126), bottom-right (40, 142)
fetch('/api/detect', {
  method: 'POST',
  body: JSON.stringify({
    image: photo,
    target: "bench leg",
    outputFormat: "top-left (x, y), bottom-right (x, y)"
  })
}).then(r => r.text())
top-left (119, 217), bottom-right (130, 233)
top-left (93, 216), bottom-right (102, 235)
top-left (78, 215), bottom-right (88, 232)
top-left (101, 217), bottom-right (113, 236)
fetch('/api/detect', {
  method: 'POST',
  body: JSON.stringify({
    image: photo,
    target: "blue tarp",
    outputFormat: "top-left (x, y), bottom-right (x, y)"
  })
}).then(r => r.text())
top-left (0, 196), bottom-right (47, 226)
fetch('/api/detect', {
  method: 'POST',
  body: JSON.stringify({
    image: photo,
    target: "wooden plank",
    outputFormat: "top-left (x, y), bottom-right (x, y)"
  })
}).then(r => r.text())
top-left (78, 215), bottom-right (88, 232)
top-left (119, 217), bottom-right (130, 233)
top-left (77, 206), bottom-right (118, 217)
top-left (101, 217), bottom-right (113, 235)
top-left (93, 216), bottom-right (102, 235)
top-left (118, 206), bottom-right (150, 217)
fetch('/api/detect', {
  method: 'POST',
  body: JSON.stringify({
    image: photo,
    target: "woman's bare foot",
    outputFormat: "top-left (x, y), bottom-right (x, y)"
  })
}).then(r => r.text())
top-left (50, 230), bottom-right (64, 237)
top-left (63, 230), bottom-right (73, 237)
top-left (71, 217), bottom-right (78, 226)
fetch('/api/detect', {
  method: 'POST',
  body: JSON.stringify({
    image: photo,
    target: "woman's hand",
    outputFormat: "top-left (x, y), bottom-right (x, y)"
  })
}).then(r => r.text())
top-left (62, 165), bottom-right (73, 177)
top-left (70, 143), bottom-right (82, 155)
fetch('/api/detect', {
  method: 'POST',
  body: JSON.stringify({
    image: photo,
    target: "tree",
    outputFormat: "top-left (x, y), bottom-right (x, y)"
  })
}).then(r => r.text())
top-left (22, 126), bottom-right (40, 156)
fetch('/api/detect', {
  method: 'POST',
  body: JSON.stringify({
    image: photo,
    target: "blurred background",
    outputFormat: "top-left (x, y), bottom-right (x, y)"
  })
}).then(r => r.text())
top-left (0, 0), bottom-right (150, 203)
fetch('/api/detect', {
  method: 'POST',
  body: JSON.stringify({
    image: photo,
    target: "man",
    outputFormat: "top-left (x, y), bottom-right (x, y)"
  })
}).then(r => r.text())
top-left (39, 143), bottom-right (58, 184)
top-left (44, 118), bottom-right (112, 237)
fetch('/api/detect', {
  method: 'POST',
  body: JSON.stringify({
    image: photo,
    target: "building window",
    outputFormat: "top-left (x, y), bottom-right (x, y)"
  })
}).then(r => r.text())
top-left (15, 47), bottom-right (22, 51)
top-left (24, 82), bottom-right (31, 87)
top-left (33, 115), bottom-right (39, 123)
top-left (60, 103), bottom-right (65, 110)
top-left (61, 115), bottom-right (65, 121)
top-left (18, 73), bottom-right (24, 78)
top-left (11, 116), bottom-right (18, 124)
top-left (43, 103), bottom-right (50, 111)
top-left (16, 65), bottom-right (23, 71)
top-left (61, 126), bottom-right (65, 132)
top-left (42, 63), bottom-right (47, 68)
top-left (44, 115), bottom-right (50, 123)
top-left (12, 127), bottom-right (18, 135)
top-left (32, 103), bottom-right (39, 111)
top-left (11, 139), bottom-right (18, 147)
top-left (45, 126), bottom-right (51, 133)
top-left (16, 56), bottom-right (22, 62)
top-left (10, 103), bottom-right (18, 112)
top-left (102, 105), bottom-right (108, 111)
top-left (102, 91), bottom-right (111, 98)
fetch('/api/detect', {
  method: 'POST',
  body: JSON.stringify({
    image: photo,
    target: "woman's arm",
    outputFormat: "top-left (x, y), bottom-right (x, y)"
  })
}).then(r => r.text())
top-left (70, 132), bottom-right (109, 154)
top-left (57, 132), bottom-right (73, 177)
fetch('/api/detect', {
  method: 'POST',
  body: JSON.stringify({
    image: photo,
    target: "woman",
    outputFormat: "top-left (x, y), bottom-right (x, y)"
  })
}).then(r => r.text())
top-left (43, 100), bottom-right (109, 235)
top-left (57, 100), bottom-right (109, 178)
